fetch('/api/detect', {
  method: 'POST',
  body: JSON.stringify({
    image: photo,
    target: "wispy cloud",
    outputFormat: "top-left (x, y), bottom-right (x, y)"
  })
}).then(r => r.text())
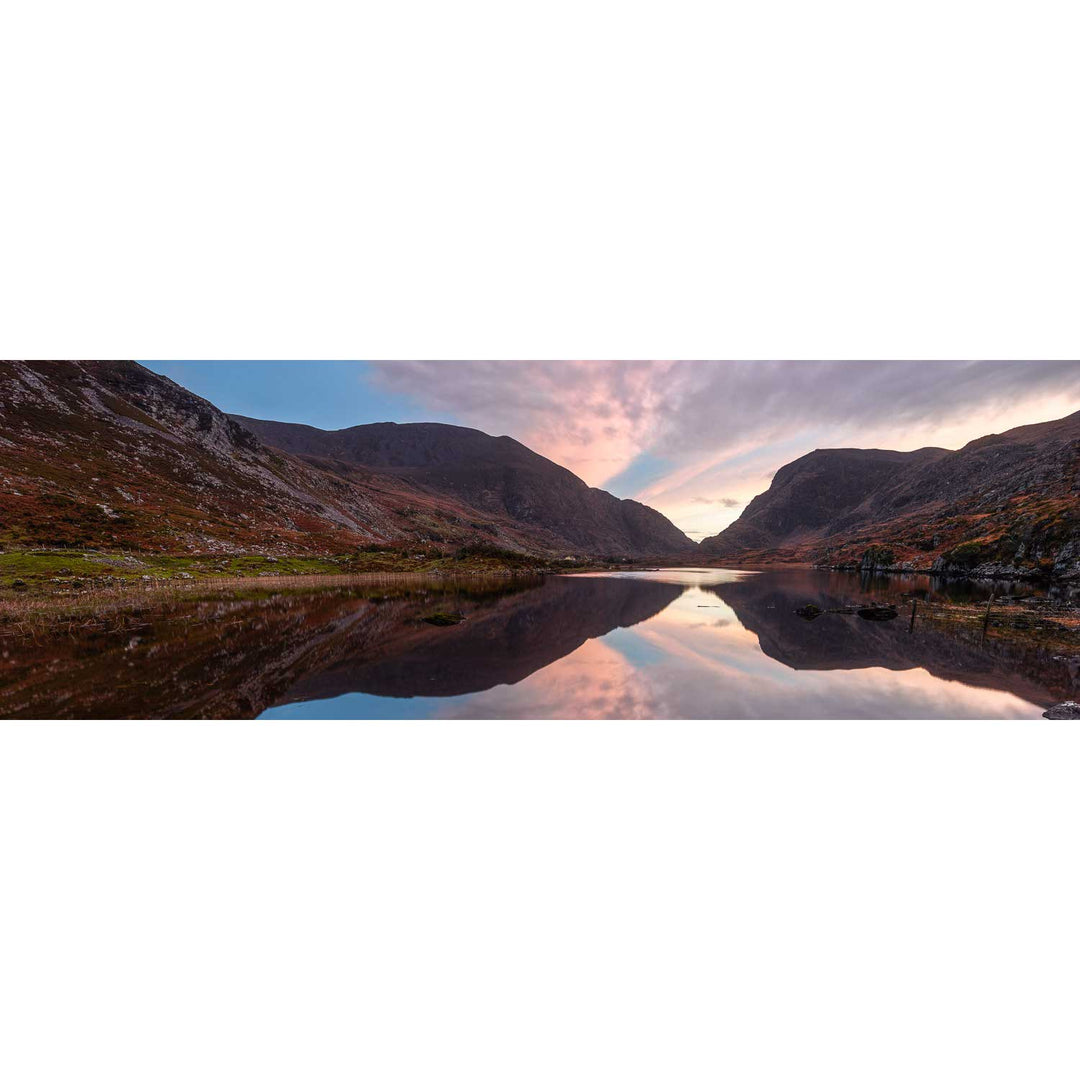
top-left (691, 496), bottom-right (741, 508)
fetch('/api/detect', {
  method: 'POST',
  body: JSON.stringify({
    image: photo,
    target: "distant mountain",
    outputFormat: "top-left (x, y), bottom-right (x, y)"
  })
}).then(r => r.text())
top-left (231, 415), bottom-right (696, 557)
top-left (699, 411), bottom-right (1080, 578)
top-left (699, 447), bottom-right (952, 557)
top-left (0, 361), bottom-right (692, 558)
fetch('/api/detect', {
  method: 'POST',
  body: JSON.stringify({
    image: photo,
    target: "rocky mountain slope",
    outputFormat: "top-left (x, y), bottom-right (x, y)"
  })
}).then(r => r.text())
top-left (0, 361), bottom-right (692, 558)
top-left (232, 415), bottom-right (696, 557)
top-left (699, 410), bottom-right (1080, 579)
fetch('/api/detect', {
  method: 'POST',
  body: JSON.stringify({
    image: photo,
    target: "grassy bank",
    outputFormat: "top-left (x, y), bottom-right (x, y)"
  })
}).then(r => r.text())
top-left (0, 544), bottom-right (588, 595)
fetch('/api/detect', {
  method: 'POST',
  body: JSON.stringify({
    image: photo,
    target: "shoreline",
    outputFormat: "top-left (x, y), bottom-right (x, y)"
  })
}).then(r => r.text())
top-left (5, 544), bottom-right (1079, 600)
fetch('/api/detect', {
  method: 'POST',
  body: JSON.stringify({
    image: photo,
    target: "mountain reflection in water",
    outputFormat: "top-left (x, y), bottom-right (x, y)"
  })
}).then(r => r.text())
top-left (1, 570), bottom-right (1070, 719)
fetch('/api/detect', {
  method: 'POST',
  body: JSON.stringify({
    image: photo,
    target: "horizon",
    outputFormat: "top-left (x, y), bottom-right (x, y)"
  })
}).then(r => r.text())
top-left (144, 360), bottom-right (1080, 539)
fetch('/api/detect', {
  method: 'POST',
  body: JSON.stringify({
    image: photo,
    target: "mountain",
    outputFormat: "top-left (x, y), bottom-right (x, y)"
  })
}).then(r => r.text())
top-left (699, 447), bottom-right (952, 557)
top-left (0, 360), bottom-right (692, 558)
top-left (231, 415), bottom-right (696, 557)
top-left (699, 410), bottom-right (1080, 578)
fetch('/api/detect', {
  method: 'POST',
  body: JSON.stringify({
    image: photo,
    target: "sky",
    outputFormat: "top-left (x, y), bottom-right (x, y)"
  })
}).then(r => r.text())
top-left (145, 360), bottom-right (1080, 540)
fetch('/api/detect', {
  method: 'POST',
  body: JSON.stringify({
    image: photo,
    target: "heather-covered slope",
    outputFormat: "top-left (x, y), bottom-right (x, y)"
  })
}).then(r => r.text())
top-left (233, 416), bottom-right (697, 557)
top-left (0, 360), bottom-right (400, 554)
top-left (699, 411), bottom-right (1080, 579)
top-left (0, 361), bottom-right (693, 559)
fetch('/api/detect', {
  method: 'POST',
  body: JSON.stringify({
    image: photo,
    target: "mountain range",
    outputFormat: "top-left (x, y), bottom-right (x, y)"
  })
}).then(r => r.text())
top-left (700, 410), bottom-right (1080, 578)
top-left (3, 361), bottom-right (1078, 579)
top-left (0, 360), bottom-right (692, 559)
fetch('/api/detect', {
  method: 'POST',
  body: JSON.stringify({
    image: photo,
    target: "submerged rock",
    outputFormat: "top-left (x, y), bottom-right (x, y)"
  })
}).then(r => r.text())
top-left (856, 605), bottom-right (899, 621)
top-left (422, 611), bottom-right (464, 627)
top-left (795, 602), bottom-right (898, 621)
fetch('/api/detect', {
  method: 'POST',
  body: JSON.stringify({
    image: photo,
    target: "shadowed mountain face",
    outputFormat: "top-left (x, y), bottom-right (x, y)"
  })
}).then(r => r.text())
top-left (0, 361), bottom-right (692, 558)
top-left (699, 447), bottom-right (951, 556)
top-left (232, 416), bottom-right (697, 558)
top-left (699, 411), bottom-right (1080, 578)
top-left (0, 575), bottom-right (683, 718)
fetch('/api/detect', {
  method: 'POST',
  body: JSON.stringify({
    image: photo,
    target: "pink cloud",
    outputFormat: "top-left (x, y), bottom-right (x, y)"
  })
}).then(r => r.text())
top-left (369, 360), bottom-right (689, 487)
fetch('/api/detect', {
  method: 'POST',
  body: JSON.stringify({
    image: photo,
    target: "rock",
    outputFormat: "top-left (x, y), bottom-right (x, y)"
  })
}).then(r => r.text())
top-left (422, 611), bottom-right (464, 627)
top-left (860, 545), bottom-right (896, 570)
top-left (1043, 701), bottom-right (1080, 719)
top-left (931, 556), bottom-right (1043, 581)
top-left (1053, 540), bottom-right (1080, 580)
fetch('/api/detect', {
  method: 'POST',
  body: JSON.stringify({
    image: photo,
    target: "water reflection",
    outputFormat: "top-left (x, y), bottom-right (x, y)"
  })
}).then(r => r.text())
top-left (1, 570), bottom-right (1069, 719)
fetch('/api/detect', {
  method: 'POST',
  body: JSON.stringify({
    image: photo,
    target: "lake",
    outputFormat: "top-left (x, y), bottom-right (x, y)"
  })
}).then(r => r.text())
top-left (1, 569), bottom-right (1074, 719)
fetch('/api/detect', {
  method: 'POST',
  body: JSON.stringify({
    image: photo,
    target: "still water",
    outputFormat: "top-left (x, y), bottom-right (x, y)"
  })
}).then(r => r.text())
top-left (2, 569), bottom-right (1072, 719)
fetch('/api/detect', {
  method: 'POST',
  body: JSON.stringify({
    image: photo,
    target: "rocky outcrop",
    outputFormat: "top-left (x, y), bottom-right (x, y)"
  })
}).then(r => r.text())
top-left (1043, 701), bottom-right (1080, 720)
top-left (1052, 540), bottom-right (1080, 581)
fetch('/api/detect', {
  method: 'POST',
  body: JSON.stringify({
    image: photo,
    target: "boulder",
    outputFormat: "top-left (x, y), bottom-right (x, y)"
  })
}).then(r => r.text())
top-left (1043, 701), bottom-right (1080, 720)
top-left (1053, 540), bottom-right (1080, 580)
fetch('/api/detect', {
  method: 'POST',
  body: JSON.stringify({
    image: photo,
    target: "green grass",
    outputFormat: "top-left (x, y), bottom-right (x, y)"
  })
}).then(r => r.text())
top-left (0, 546), bottom-right (570, 594)
top-left (0, 551), bottom-right (96, 579)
